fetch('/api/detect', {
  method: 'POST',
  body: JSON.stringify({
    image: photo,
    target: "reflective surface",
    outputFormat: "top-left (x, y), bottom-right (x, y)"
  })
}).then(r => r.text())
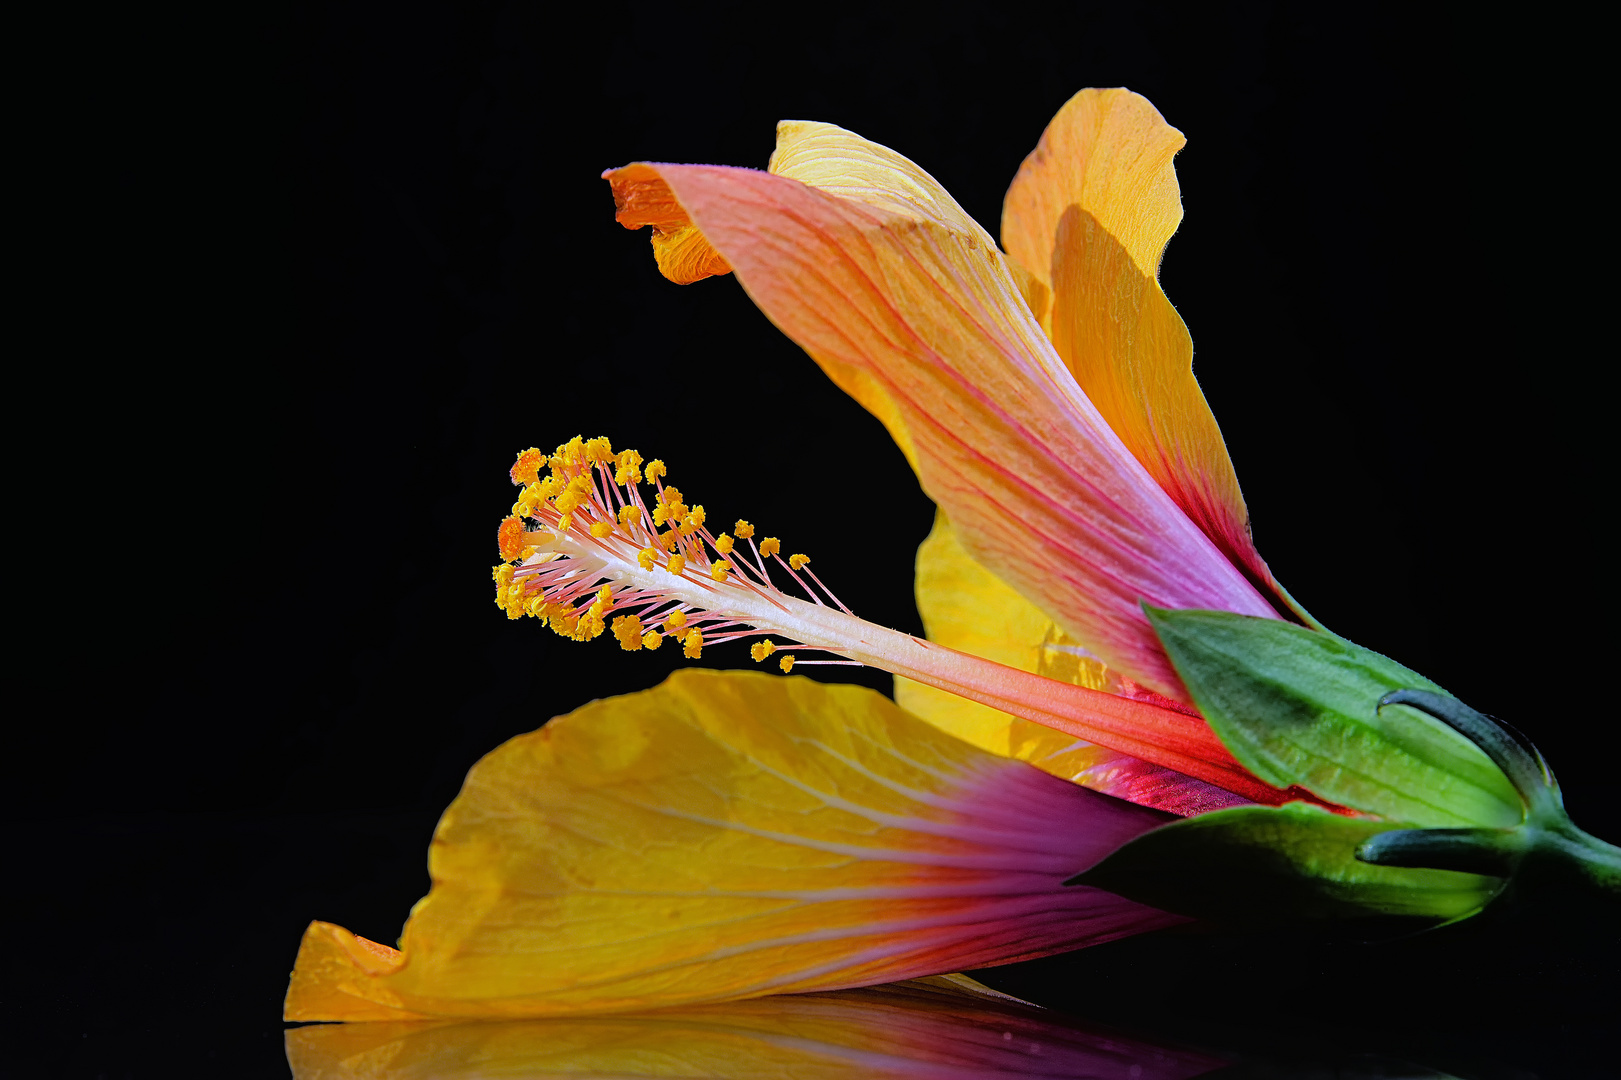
top-left (285, 979), bottom-right (1226, 1079)
top-left (284, 907), bottom-right (1617, 1079)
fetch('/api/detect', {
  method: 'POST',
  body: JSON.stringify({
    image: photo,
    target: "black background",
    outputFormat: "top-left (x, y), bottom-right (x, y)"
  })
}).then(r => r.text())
top-left (23, 3), bottom-right (1617, 1076)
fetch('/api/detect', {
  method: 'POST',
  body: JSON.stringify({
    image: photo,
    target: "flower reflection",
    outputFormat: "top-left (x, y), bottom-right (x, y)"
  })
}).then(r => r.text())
top-left (285, 977), bottom-right (1226, 1079)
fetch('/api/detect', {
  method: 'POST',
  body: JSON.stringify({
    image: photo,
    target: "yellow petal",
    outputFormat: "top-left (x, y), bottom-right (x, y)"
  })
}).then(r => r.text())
top-left (1001, 88), bottom-right (1185, 304)
top-left (603, 147), bottom-right (1278, 698)
top-left (285, 670), bottom-right (1179, 1019)
top-left (1002, 89), bottom-right (1288, 610)
top-left (897, 511), bottom-right (1251, 817)
top-left (286, 980), bottom-right (1225, 1078)
top-left (769, 119), bottom-right (998, 245)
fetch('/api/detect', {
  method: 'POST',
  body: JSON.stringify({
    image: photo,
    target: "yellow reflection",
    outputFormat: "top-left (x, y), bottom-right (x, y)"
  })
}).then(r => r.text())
top-left (286, 977), bottom-right (1225, 1078)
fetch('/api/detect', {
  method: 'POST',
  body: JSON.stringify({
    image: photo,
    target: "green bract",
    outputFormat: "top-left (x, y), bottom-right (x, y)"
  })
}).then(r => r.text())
top-left (1143, 607), bottom-right (1521, 827)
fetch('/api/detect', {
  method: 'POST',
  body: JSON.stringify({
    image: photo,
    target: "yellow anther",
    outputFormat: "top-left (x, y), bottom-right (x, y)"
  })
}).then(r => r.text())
top-left (760, 537), bottom-right (780, 558)
top-left (637, 547), bottom-right (658, 570)
top-left (715, 533), bottom-right (734, 555)
top-left (590, 521), bottom-right (614, 538)
top-left (642, 629), bottom-right (664, 650)
top-left (523, 593), bottom-right (548, 619)
top-left (667, 553), bottom-right (686, 576)
top-left (710, 559), bottom-right (732, 582)
top-left (618, 504), bottom-right (640, 526)
top-left (557, 513), bottom-right (573, 532)
top-left (519, 545), bottom-right (537, 560)
top-left (568, 475), bottom-right (594, 494)
top-left (659, 529), bottom-right (679, 552)
top-left (510, 447), bottom-right (544, 486)
top-left (492, 565), bottom-right (517, 617)
top-left (612, 614), bottom-right (644, 651)
top-left (665, 608), bottom-right (688, 630)
top-left (614, 449), bottom-right (644, 485)
top-left (555, 490), bottom-right (583, 513)
top-left (750, 639), bottom-right (776, 662)
top-left (596, 585), bottom-right (614, 608)
top-left (646, 459), bottom-right (667, 483)
top-left (512, 482), bottom-right (544, 518)
top-left (577, 608), bottom-right (606, 640)
top-left (552, 436), bottom-right (586, 471)
top-left (660, 486), bottom-right (683, 508)
top-left (652, 504), bottom-right (671, 526)
top-left (683, 628), bottom-right (704, 659)
top-left (502, 587), bottom-right (524, 620)
top-left (585, 436), bottom-right (615, 464)
top-left (789, 553), bottom-right (810, 571)
top-left (536, 475), bottom-right (561, 499)
top-left (734, 520), bottom-right (755, 539)
top-left (779, 654), bottom-right (795, 673)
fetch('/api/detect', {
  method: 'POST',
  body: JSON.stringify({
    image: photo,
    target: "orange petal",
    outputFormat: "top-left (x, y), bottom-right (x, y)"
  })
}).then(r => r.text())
top-left (286, 980), bottom-right (1226, 1078)
top-left (601, 153), bottom-right (1279, 696)
top-left (284, 670), bottom-right (1180, 1019)
top-left (609, 162), bottom-right (732, 284)
top-left (1002, 89), bottom-right (1290, 612)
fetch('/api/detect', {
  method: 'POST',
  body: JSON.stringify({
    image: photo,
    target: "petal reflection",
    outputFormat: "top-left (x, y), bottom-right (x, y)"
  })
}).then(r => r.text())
top-left (286, 978), bottom-right (1226, 1079)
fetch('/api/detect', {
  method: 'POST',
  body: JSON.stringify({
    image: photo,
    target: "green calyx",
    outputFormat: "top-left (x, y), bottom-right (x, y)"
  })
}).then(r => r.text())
top-left (1073, 608), bottom-right (1620, 925)
top-left (1355, 690), bottom-right (1621, 899)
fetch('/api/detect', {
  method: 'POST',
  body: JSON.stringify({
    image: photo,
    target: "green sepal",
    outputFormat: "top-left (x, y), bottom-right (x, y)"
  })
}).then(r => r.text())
top-left (1069, 803), bottom-right (1502, 924)
top-left (1144, 607), bottom-right (1521, 828)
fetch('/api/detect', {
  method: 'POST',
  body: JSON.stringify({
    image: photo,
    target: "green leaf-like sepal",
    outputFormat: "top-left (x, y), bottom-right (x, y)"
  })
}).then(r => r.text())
top-left (1144, 607), bottom-right (1521, 828)
top-left (1069, 803), bottom-right (1502, 924)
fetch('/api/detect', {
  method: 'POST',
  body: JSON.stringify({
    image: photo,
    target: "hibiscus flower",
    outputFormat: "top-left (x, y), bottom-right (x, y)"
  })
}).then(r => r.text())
top-left (285, 89), bottom-right (1610, 1023)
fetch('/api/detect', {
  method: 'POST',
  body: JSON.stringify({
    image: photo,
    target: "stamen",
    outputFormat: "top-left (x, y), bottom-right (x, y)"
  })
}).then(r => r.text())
top-left (492, 437), bottom-right (1294, 806)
